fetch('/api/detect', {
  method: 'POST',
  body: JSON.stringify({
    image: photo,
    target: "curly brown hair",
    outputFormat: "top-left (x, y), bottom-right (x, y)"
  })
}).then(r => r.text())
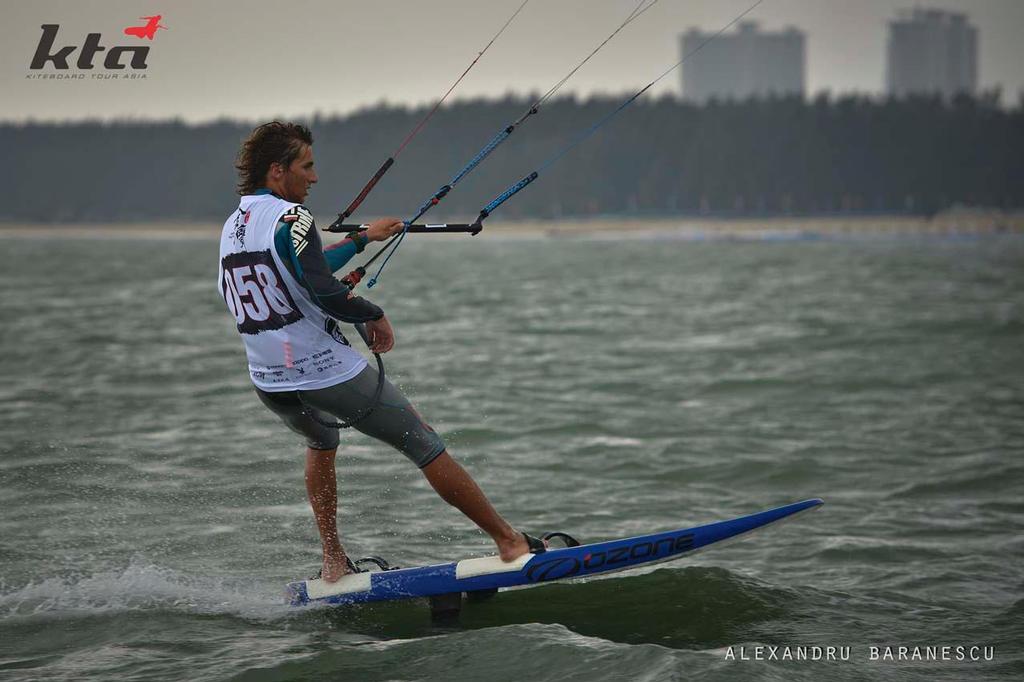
top-left (235, 121), bottom-right (314, 195)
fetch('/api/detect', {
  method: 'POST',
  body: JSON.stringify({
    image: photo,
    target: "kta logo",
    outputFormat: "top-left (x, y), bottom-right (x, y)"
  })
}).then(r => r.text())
top-left (30, 15), bottom-right (167, 70)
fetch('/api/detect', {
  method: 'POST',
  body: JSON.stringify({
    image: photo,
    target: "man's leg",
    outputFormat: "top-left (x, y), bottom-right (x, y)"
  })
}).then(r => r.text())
top-left (421, 451), bottom-right (532, 562)
top-left (304, 446), bottom-right (351, 581)
top-left (302, 371), bottom-right (543, 564)
top-left (253, 388), bottom-right (350, 581)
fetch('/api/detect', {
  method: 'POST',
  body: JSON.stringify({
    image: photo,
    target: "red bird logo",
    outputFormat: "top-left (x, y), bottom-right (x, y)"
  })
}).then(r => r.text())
top-left (123, 15), bottom-right (167, 40)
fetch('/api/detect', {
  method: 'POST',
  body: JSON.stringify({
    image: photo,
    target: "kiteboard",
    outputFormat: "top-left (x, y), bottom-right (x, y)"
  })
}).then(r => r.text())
top-left (285, 498), bottom-right (823, 609)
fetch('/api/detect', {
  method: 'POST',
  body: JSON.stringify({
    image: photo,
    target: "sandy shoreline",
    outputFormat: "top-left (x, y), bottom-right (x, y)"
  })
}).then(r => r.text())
top-left (1, 213), bottom-right (1021, 240)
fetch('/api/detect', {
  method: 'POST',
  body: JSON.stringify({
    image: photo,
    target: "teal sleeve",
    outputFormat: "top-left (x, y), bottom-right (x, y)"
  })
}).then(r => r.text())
top-left (323, 232), bottom-right (368, 273)
top-left (324, 241), bottom-right (358, 272)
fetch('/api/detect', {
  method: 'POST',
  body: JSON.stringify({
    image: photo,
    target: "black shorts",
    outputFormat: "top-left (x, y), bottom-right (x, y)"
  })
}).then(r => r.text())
top-left (254, 365), bottom-right (447, 469)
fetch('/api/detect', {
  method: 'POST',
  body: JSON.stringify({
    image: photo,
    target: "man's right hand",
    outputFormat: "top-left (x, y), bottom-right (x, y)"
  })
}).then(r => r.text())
top-left (365, 217), bottom-right (405, 242)
top-left (364, 315), bottom-right (395, 354)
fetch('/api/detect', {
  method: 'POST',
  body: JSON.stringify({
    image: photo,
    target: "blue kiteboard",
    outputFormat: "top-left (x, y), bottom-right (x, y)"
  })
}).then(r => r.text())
top-left (286, 498), bottom-right (823, 607)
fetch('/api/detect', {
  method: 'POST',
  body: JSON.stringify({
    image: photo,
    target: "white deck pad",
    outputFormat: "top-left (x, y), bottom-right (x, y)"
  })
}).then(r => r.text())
top-left (304, 572), bottom-right (373, 601)
top-left (455, 553), bottom-right (532, 579)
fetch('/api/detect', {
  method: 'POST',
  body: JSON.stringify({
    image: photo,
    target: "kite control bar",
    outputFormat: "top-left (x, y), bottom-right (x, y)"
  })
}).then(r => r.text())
top-left (325, 222), bottom-right (483, 235)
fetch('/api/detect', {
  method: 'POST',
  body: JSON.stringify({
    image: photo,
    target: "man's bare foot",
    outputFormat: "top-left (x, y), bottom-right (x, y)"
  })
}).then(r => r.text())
top-left (497, 531), bottom-right (546, 562)
top-left (321, 551), bottom-right (354, 583)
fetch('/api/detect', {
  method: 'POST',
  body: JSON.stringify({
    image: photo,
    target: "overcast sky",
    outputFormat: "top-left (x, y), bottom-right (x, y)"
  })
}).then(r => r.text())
top-left (4, 0), bottom-right (1022, 123)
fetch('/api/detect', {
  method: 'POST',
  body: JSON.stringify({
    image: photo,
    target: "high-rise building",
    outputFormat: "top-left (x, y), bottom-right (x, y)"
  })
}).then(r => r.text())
top-left (681, 21), bottom-right (805, 102)
top-left (887, 8), bottom-right (977, 98)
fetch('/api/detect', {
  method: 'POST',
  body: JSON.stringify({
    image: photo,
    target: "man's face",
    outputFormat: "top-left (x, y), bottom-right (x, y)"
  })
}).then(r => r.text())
top-left (279, 144), bottom-right (318, 203)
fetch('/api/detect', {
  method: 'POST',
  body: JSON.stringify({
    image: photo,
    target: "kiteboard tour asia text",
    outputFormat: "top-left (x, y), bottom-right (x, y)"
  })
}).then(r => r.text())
top-left (724, 644), bottom-right (995, 663)
top-left (25, 73), bottom-right (147, 80)
top-left (25, 17), bottom-right (165, 79)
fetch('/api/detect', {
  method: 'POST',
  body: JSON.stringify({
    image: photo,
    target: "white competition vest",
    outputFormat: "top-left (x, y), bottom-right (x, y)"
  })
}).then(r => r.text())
top-left (217, 193), bottom-right (367, 391)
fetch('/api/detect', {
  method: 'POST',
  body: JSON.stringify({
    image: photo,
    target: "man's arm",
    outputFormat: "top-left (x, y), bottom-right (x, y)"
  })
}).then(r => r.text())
top-left (323, 231), bottom-right (369, 273)
top-left (274, 206), bottom-right (383, 323)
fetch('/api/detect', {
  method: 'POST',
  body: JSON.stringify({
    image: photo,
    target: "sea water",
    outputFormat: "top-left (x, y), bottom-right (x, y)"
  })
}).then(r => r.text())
top-left (0, 229), bottom-right (1021, 681)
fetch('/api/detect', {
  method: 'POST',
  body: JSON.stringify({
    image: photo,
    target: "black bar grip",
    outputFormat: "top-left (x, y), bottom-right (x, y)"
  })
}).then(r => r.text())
top-left (330, 223), bottom-right (483, 235)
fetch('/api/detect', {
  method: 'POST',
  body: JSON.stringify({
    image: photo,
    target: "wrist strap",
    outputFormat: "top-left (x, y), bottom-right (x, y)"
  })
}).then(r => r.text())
top-left (347, 230), bottom-right (369, 253)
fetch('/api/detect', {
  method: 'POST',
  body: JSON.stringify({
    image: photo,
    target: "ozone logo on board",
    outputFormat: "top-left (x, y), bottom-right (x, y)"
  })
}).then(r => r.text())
top-left (524, 533), bottom-right (696, 582)
top-left (28, 14), bottom-right (167, 77)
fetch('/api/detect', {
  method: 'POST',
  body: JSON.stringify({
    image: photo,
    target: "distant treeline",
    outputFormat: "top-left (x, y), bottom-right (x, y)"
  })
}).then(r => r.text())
top-left (2, 93), bottom-right (1022, 223)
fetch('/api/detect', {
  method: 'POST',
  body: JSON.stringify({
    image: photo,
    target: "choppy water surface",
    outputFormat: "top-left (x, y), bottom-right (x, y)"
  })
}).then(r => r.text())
top-left (0, 230), bottom-right (1022, 681)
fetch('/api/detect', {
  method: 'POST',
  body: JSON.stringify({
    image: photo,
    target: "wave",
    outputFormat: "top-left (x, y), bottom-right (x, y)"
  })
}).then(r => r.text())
top-left (0, 558), bottom-right (293, 623)
top-left (1, 560), bottom-right (819, 650)
top-left (300, 566), bottom-right (811, 648)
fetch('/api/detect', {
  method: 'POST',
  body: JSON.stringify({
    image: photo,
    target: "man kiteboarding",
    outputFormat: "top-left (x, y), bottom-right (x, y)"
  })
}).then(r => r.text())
top-left (218, 121), bottom-right (544, 582)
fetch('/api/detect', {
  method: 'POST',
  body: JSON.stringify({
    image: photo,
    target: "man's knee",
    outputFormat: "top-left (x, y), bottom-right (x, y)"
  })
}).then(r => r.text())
top-left (417, 447), bottom-right (448, 471)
